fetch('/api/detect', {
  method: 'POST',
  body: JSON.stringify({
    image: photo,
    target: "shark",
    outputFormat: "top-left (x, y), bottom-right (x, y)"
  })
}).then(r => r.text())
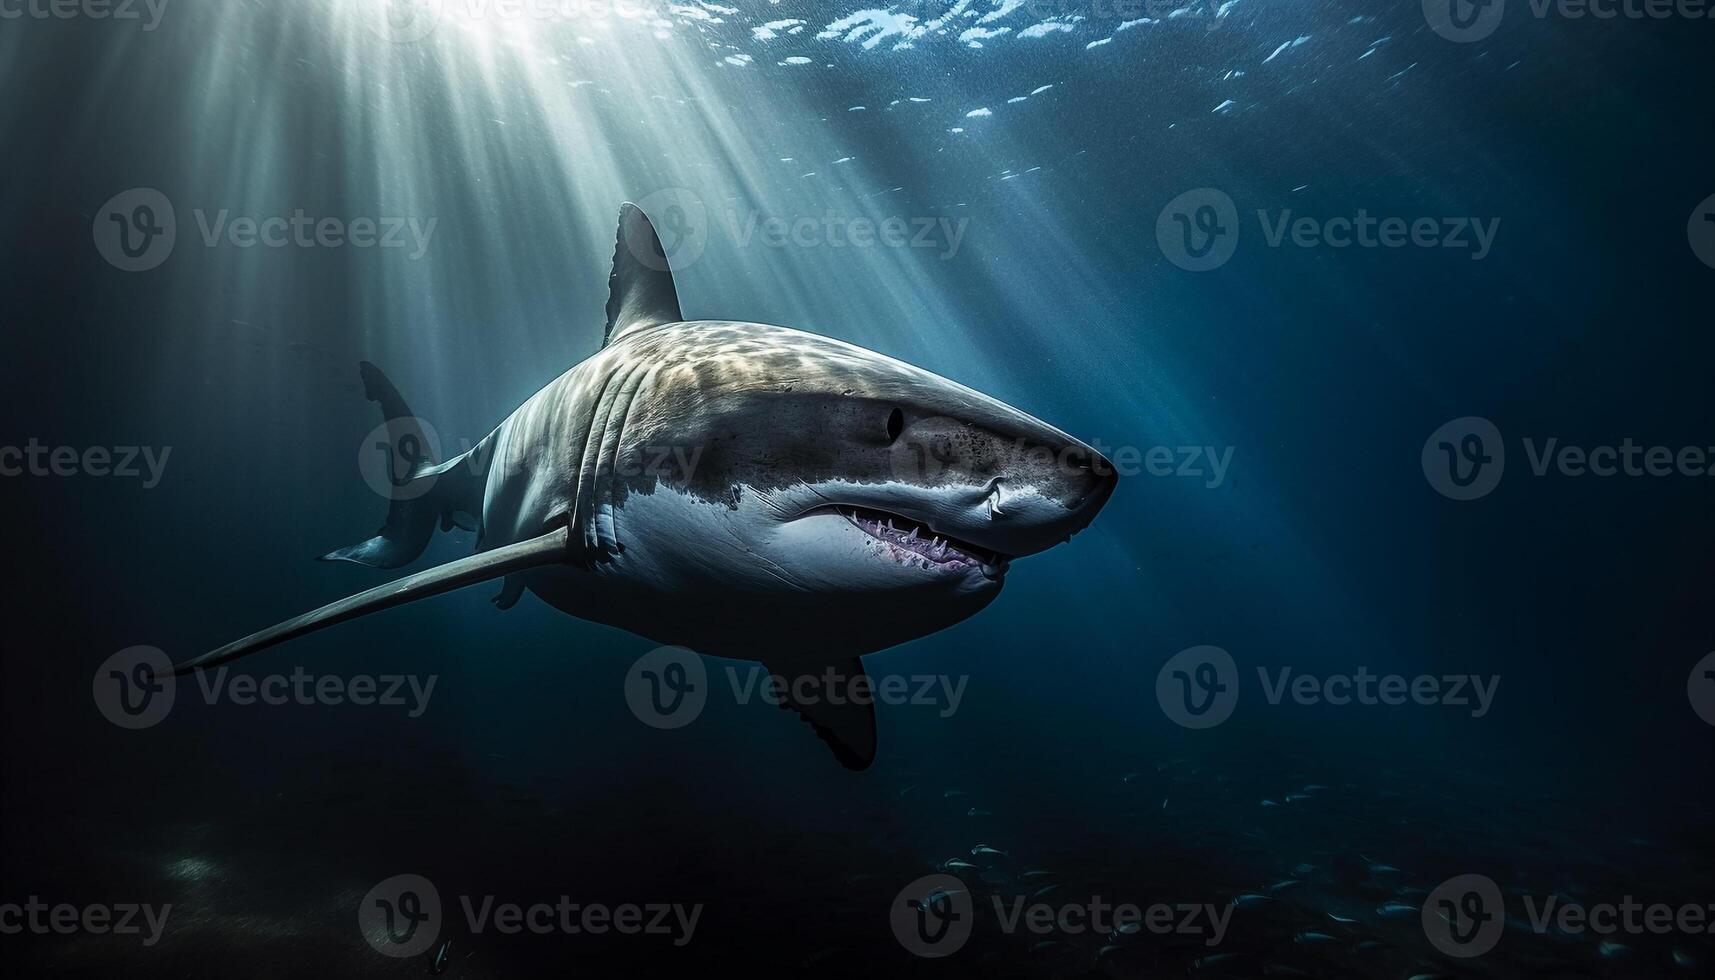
top-left (174, 204), bottom-right (1117, 769)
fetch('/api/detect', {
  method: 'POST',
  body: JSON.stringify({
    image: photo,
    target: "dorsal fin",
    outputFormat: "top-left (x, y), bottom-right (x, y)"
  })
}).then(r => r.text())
top-left (603, 202), bottom-right (683, 346)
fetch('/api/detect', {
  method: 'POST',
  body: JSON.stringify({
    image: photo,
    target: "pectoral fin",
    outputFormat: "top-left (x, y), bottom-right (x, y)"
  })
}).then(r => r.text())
top-left (175, 528), bottom-right (569, 675)
top-left (764, 657), bottom-right (878, 772)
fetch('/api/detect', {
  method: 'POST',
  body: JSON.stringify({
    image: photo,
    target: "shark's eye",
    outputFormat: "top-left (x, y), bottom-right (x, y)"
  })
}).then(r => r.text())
top-left (885, 407), bottom-right (905, 444)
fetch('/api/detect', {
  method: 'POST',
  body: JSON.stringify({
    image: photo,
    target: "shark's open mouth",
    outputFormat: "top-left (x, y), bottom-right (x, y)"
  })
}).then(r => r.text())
top-left (825, 505), bottom-right (1011, 581)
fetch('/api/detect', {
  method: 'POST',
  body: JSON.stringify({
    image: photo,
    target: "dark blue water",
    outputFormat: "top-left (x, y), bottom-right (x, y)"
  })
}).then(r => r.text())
top-left (3, 1), bottom-right (1712, 976)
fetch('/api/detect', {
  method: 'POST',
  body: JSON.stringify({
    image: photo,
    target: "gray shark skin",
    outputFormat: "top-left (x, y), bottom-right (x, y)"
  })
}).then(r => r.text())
top-left (175, 204), bottom-right (1117, 769)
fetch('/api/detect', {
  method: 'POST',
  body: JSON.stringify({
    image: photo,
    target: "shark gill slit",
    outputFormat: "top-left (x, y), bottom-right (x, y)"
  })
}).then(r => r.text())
top-left (565, 369), bottom-right (617, 560)
top-left (602, 360), bottom-right (658, 555)
top-left (575, 361), bottom-right (639, 556)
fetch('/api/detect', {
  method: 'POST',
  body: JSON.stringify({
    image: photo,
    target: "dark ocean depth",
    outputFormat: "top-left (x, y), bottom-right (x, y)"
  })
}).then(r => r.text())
top-left (2, 1), bottom-right (1712, 977)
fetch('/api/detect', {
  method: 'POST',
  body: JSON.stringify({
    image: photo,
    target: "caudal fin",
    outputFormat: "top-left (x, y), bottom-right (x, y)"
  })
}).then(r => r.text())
top-left (318, 361), bottom-right (486, 569)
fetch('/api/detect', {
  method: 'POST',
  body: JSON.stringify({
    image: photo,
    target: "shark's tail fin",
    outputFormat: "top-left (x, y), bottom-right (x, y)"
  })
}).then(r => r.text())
top-left (318, 361), bottom-right (486, 569)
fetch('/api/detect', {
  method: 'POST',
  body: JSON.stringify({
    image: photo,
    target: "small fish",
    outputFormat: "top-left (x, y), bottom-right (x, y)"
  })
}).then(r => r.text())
top-left (1020, 870), bottom-right (1055, 882)
top-left (966, 807), bottom-right (991, 818)
top-left (1029, 939), bottom-right (1068, 954)
top-left (1261, 799), bottom-right (1279, 807)
top-left (1231, 893), bottom-right (1272, 908)
top-left (1673, 949), bottom-right (1695, 968)
top-left (1368, 863), bottom-right (1401, 874)
top-left (1294, 931), bottom-right (1338, 944)
top-left (1268, 879), bottom-right (1303, 892)
top-left (1110, 921), bottom-right (1141, 938)
top-left (1096, 944), bottom-right (1124, 959)
top-left (430, 939), bottom-right (451, 975)
top-left (1376, 901), bottom-right (1417, 918)
top-left (938, 858), bottom-right (978, 872)
top-left (1293, 862), bottom-right (1315, 875)
top-left (971, 845), bottom-right (1008, 858)
top-left (1028, 884), bottom-right (1060, 902)
top-left (1599, 941), bottom-right (1628, 957)
top-left (944, 789), bottom-right (967, 799)
top-left (1326, 912), bottom-right (1357, 924)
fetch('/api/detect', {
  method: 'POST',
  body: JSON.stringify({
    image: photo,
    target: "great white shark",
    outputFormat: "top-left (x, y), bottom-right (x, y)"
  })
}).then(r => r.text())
top-left (174, 204), bottom-right (1117, 769)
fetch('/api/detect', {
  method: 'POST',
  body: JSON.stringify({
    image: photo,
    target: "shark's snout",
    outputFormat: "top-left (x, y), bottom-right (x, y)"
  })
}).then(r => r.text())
top-left (871, 413), bottom-right (1118, 562)
top-left (953, 432), bottom-right (1117, 559)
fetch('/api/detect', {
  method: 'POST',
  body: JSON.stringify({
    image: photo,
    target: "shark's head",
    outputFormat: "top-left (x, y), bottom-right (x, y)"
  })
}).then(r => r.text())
top-left (610, 320), bottom-right (1118, 656)
top-left (561, 202), bottom-right (1118, 659)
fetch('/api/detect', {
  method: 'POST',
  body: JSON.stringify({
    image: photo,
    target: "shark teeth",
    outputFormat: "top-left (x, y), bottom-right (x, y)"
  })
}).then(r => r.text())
top-left (833, 506), bottom-right (1008, 577)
